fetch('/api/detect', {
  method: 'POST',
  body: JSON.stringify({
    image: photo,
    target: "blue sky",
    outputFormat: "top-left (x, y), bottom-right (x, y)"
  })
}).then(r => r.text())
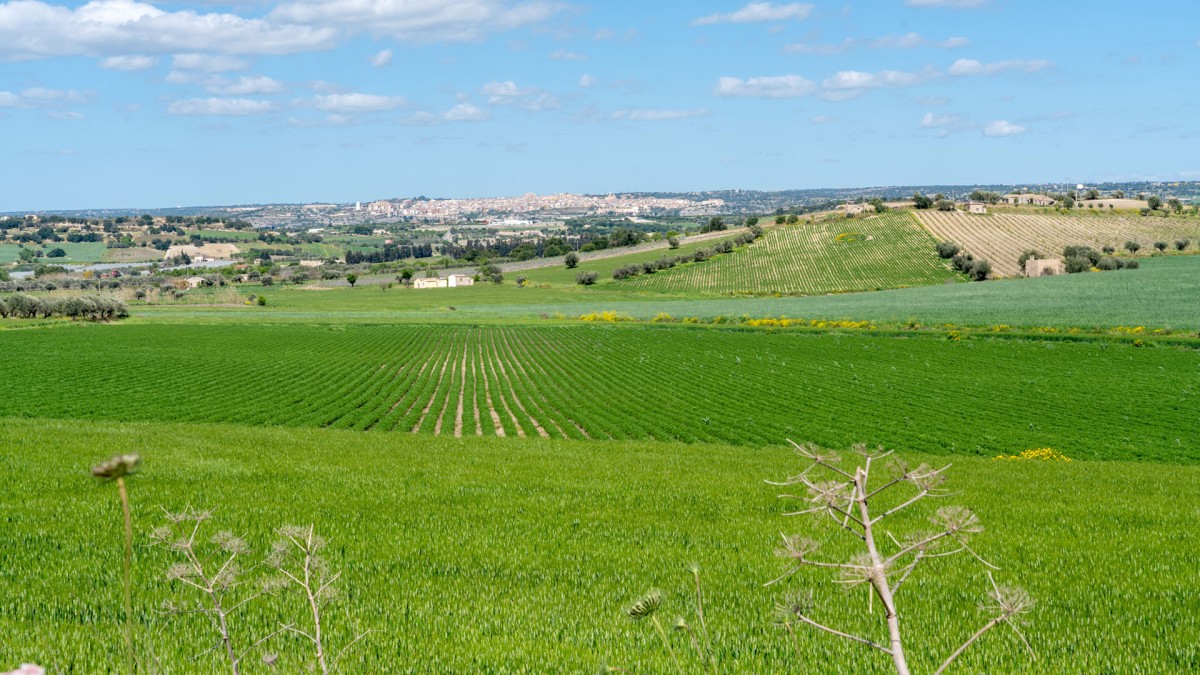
top-left (2, 0), bottom-right (1199, 210)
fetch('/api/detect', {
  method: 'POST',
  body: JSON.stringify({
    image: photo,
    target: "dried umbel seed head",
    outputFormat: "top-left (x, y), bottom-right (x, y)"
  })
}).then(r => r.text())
top-left (91, 454), bottom-right (141, 482)
top-left (985, 586), bottom-right (1035, 619)
top-left (774, 590), bottom-right (815, 620)
top-left (627, 590), bottom-right (662, 620)
top-left (932, 506), bottom-right (983, 535)
top-left (776, 534), bottom-right (820, 561)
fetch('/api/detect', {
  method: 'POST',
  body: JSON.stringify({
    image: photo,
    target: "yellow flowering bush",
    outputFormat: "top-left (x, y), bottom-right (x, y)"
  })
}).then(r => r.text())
top-left (993, 448), bottom-right (1072, 462)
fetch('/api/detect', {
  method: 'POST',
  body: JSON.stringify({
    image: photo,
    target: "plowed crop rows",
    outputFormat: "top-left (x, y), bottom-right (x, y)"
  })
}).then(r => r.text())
top-left (617, 212), bottom-right (957, 295)
top-left (916, 211), bottom-right (1200, 276)
top-left (0, 323), bottom-right (1196, 460)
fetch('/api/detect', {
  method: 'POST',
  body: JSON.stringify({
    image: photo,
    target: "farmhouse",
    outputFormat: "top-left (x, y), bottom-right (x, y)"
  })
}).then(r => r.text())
top-left (413, 277), bottom-right (446, 289)
top-left (1025, 257), bottom-right (1065, 277)
top-left (447, 274), bottom-right (474, 287)
top-left (184, 276), bottom-right (207, 289)
top-left (842, 202), bottom-right (871, 216)
top-left (1003, 193), bottom-right (1057, 206)
top-left (967, 202), bottom-right (988, 214)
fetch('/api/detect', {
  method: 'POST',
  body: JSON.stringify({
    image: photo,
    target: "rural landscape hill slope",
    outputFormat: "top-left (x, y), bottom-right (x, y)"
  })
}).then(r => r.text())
top-left (916, 210), bottom-right (1200, 276)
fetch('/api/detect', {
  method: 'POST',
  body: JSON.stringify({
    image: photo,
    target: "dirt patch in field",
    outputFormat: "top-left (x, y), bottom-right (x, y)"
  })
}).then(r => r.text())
top-left (165, 243), bottom-right (240, 259)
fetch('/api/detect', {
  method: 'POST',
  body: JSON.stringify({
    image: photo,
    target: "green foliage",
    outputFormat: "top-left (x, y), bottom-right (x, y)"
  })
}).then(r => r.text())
top-left (1064, 256), bottom-right (1092, 274)
top-left (936, 241), bottom-right (961, 259)
top-left (912, 193), bottom-right (933, 210)
top-left (564, 252), bottom-right (579, 269)
top-left (346, 273), bottom-right (358, 287)
top-left (701, 216), bottom-right (726, 233)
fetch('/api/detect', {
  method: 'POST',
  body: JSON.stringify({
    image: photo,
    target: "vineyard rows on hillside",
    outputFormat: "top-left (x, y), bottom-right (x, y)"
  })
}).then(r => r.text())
top-left (916, 211), bottom-right (1200, 276)
top-left (0, 323), bottom-right (1196, 460)
top-left (614, 212), bottom-right (958, 295)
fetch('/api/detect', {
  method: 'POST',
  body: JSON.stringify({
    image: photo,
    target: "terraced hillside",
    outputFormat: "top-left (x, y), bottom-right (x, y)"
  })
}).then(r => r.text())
top-left (615, 212), bottom-right (957, 295)
top-left (0, 323), bottom-right (1196, 461)
top-left (916, 211), bottom-right (1200, 276)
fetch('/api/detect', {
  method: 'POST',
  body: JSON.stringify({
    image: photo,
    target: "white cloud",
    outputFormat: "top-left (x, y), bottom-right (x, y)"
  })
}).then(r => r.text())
top-left (441, 102), bottom-right (490, 122)
top-left (313, 92), bottom-right (408, 112)
top-left (99, 54), bottom-right (157, 71)
top-left (983, 119), bottom-right (1026, 137)
top-left (167, 97), bottom-right (275, 115)
top-left (205, 75), bottom-right (285, 95)
top-left (810, 115), bottom-right (834, 124)
top-left (948, 58), bottom-right (1051, 76)
top-left (783, 39), bottom-right (853, 55)
top-left (550, 48), bottom-right (586, 61)
top-left (714, 75), bottom-right (814, 98)
top-left (0, 1), bottom-right (337, 60)
top-left (822, 69), bottom-right (924, 90)
top-left (869, 32), bottom-right (925, 49)
top-left (917, 96), bottom-right (950, 106)
top-left (693, 2), bottom-right (814, 25)
top-left (593, 28), bottom-right (614, 40)
top-left (905, 0), bottom-right (988, 7)
top-left (938, 36), bottom-right (970, 48)
top-left (578, 73), bottom-right (596, 88)
top-left (172, 54), bottom-right (250, 72)
top-left (481, 80), bottom-right (557, 110)
top-left (268, 0), bottom-right (566, 43)
top-left (611, 108), bottom-right (707, 121)
top-left (370, 48), bottom-right (393, 67)
top-left (0, 88), bottom-right (91, 108)
top-left (48, 111), bottom-right (86, 120)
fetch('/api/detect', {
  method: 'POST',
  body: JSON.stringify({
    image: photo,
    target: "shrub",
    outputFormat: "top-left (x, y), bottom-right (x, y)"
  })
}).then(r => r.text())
top-left (576, 271), bottom-right (599, 285)
top-left (1062, 245), bottom-right (1101, 266)
top-left (1096, 256), bottom-right (1123, 271)
top-left (1102, 245), bottom-right (1116, 255)
top-left (935, 199), bottom-right (956, 211)
top-left (515, 275), bottom-right (527, 287)
top-left (1154, 241), bottom-right (1168, 252)
top-left (967, 259), bottom-right (991, 281)
top-left (1016, 249), bottom-right (1041, 273)
top-left (1175, 239), bottom-right (1190, 251)
top-left (1064, 256), bottom-right (1092, 273)
top-left (667, 236), bottom-right (679, 250)
top-left (1124, 241), bottom-right (1141, 253)
top-left (257, 295), bottom-right (267, 306)
top-left (1123, 259), bottom-right (1140, 269)
top-left (564, 252), bottom-right (579, 269)
top-left (936, 241), bottom-right (961, 259)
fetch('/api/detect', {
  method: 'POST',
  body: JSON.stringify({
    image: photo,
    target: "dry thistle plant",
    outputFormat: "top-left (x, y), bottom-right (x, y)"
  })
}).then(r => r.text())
top-left (266, 525), bottom-right (371, 674)
top-left (766, 441), bottom-right (1035, 675)
top-left (92, 453), bottom-right (141, 674)
top-left (150, 507), bottom-right (282, 674)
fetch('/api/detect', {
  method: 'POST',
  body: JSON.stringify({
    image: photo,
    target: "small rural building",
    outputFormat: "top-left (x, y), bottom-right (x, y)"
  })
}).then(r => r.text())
top-left (413, 277), bottom-right (447, 289)
top-left (1003, 193), bottom-right (1057, 206)
top-left (447, 274), bottom-right (474, 287)
top-left (842, 202), bottom-right (871, 216)
top-left (1025, 258), bottom-right (1065, 277)
top-left (967, 202), bottom-right (988, 214)
top-left (184, 276), bottom-right (207, 289)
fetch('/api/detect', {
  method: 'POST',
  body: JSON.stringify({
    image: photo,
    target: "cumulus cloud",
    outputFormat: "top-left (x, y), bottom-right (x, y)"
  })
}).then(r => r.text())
top-left (823, 69), bottom-right (924, 90)
top-left (441, 102), bottom-right (491, 122)
top-left (938, 36), bottom-right (970, 48)
top-left (0, 1), bottom-right (337, 60)
top-left (99, 54), bottom-right (157, 71)
top-left (172, 54), bottom-right (250, 72)
top-left (268, 0), bottom-right (566, 43)
top-left (948, 58), bottom-right (1051, 76)
top-left (0, 87), bottom-right (91, 108)
top-left (204, 75), bottom-right (285, 95)
top-left (714, 74), bottom-right (814, 98)
top-left (693, 2), bottom-right (814, 26)
top-left (611, 108), bottom-right (707, 121)
top-left (313, 92), bottom-right (408, 112)
top-left (167, 97), bottom-right (275, 115)
top-left (983, 119), bottom-right (1026, 137)
top-left (481, 80), bottom-right (557, 110)
top-left (370, 48), bottom-right (393, 67)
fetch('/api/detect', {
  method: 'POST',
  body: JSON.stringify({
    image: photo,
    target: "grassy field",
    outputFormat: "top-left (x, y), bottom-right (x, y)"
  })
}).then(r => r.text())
top-left (0, 322), bottom-right (1195, 462)
top-left (185, 229), bottom-right (263, 241)
top-left (614, 212), bottom-right (959, 295)
top-left (0, 242), bottom-right (107, 264)
top-left (100, 247), bottom-right (166, 264)
top-left (1, 419), bottom-right (1196, 673)
top-left (517, 234), bottom-right (740, 286)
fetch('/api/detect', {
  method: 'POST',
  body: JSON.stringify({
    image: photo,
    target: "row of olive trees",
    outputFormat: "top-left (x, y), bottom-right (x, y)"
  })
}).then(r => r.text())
top-left (0, 293), bottom-right (128, 321)
top-left (612, 226), bottom-right (764, 281)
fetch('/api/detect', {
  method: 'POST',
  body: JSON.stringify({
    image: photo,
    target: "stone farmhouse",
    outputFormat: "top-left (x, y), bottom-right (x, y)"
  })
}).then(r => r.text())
top-left (412, 273), bottom-right (476, 289)
top-left (967, 202), bottom-right (988, 214)
top-left (1003, 193), bottom-right (1057, 206)
top-left (1025, 258), bottom-right (1065, 277)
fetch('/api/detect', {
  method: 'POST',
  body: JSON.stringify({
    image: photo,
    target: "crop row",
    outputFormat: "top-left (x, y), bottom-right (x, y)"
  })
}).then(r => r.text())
top-left (0, 322), bottom-right (1197, 461)
top-left (618, 212), bottom-right (957, 295)
top-left (917, 211), bottom-right (1200, 275)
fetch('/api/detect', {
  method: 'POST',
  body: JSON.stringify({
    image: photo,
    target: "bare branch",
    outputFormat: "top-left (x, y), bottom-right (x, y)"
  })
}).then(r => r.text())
top-left (933, 615), bottom-right (1003, 675)
top-left (793, 613), bottom-right (892, 655)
